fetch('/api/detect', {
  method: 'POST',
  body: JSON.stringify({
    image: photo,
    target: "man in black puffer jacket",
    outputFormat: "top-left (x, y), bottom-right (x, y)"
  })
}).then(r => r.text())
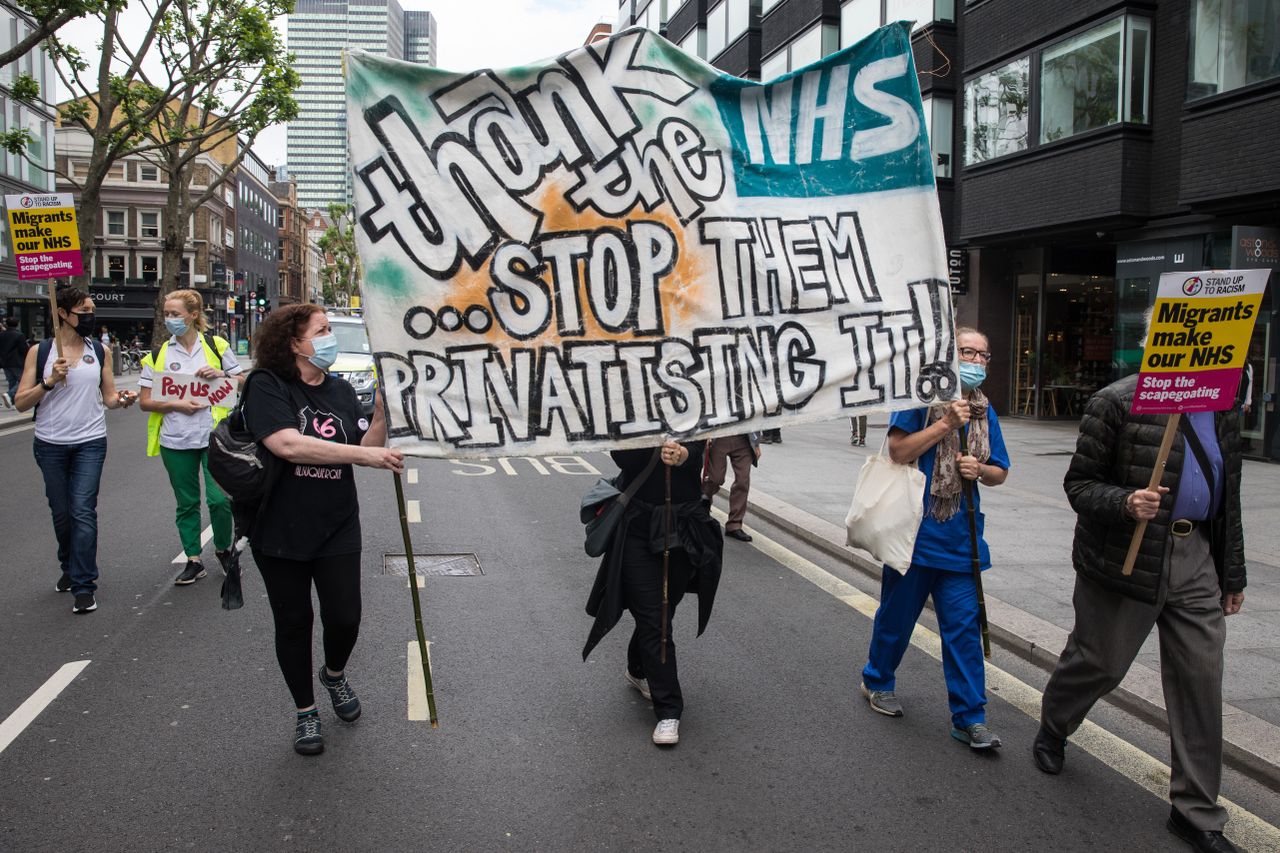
top-left (1034, 373), bottom-right (1246, 853)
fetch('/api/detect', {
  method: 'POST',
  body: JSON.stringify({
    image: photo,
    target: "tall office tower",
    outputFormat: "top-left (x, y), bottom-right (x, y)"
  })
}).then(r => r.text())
top-left (287, 0), bottom-right (406, 210)
top-left (403, 10), bottom-right (438, 66)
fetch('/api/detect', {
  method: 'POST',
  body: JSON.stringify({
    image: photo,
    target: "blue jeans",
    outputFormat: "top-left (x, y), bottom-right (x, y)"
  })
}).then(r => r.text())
top-left (4, 366), bottom-right (19, 399)
top-left (33, 436), bottom-right (107, 596)
top-left (862, 564), bottom-right (987, 728)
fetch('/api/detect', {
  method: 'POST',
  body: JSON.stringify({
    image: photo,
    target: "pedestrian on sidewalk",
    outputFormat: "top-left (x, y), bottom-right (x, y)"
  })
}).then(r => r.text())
top-left (583, 438), bottom-right (724, 748)
top-left (137, 290), bottom-right (244, 587)
top-left (242, 304), bottom-right (402, 756)
top-left (1, 316), bottom-right (29, 407)
top-left (850, 415), bottom-right (867, 446)
top-left (14, 287), bottom-right (136, 614)
top-left (1034, 374), bottom-right (1246, 853)
top-left (859, 327), bottom-right (1010, 750)
top-left (702, 432), bottom-right (761, 542)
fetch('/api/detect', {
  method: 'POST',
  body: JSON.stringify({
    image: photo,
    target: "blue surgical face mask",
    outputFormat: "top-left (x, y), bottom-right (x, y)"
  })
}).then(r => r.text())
top-left (959, 361), bottom-right (987, 390)
top-left (307, 333), bottom-right (338, 370)
top-left (165, 317), bottom-right (189, 337)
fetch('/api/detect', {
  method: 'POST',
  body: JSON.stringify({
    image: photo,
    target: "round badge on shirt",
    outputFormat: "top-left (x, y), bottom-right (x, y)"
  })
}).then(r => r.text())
top-left (83, 353), bottom-right (95, 364)
top-left (170, 362), bottom-right (181, 371)
top-left (357, 417), bottom-right (370, 431)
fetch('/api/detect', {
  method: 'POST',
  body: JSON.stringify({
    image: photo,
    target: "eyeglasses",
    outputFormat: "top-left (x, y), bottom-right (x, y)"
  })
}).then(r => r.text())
top-left (959, 346), bottom-right (993, 364)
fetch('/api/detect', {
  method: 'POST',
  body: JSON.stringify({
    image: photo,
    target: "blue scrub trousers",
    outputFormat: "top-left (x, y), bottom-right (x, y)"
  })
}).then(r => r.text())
top-left (862, 563), bottom-right (986, 728)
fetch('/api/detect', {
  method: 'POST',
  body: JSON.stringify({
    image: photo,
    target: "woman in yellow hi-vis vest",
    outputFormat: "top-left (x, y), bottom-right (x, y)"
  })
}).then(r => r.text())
top-left (138, 290), bottom-right (244, 585)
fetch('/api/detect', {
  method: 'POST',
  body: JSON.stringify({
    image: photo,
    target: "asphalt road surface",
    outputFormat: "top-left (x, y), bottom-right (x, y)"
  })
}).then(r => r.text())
top-left (2, 413), bottom-right (1278, 852)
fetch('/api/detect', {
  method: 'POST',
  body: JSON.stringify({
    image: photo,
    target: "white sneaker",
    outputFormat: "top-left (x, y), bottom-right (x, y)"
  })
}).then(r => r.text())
top-left (0, 392), bottom-right (11, 408)
top-left (625, 669), bottom-right (651, 701)
top-left (652, 718), bottom-right (679, 746)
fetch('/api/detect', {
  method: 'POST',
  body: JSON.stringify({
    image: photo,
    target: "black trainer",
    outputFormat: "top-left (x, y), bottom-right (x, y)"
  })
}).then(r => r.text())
top-left (72, 593), bottom-right (97, 614)
top-left (56, 573), bottom-right (72, 593)
top-left (174, 560), bottom-right (207, 585)
top-left (318, 668), bottom-right (361, 722)
top-left (294, 711), bottom-right (323, 755)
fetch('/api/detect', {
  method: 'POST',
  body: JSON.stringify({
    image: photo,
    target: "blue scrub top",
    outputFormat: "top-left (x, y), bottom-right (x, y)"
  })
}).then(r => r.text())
top-left (889, 405), bottom-right (1011, 572)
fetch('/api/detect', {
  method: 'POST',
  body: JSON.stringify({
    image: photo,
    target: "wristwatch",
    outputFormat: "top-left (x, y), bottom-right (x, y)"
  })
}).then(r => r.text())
top-left (40, 379), bottom-right (54, 391)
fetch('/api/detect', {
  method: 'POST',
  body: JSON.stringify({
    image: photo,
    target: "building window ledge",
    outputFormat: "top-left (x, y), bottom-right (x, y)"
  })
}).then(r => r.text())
top-left (962, 122), bottom-right (1149, 177)
top-left (1183, 77), bottom-right (1280, 119)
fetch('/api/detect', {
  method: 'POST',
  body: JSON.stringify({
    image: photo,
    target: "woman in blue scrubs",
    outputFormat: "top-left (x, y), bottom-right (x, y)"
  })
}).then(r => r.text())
top-left (859, 327), bottom-right (1011, 749)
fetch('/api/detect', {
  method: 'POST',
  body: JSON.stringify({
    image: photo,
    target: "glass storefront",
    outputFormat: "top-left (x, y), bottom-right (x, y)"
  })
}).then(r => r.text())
top-left (1012, 272), bottom-right (1116, 417)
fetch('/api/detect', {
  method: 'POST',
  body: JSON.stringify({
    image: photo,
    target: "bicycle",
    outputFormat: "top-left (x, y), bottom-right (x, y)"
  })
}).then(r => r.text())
top-left (118, 345), bottom-right (144, 373)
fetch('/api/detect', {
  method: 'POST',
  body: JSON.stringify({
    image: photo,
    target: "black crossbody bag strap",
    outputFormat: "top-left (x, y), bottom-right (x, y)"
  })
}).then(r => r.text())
top-left (619, 447), bottom-right (662, 508)
top-left (1179, 416), bottom-right (1218, 510)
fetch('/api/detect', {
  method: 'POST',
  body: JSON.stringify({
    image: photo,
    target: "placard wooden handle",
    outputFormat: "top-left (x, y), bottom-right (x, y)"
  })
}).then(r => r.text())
top-left (1121, 413), bottom-right (1180, 576)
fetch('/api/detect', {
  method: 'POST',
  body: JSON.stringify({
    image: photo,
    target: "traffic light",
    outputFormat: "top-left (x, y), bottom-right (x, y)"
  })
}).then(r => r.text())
top-left (255, 295), bottom-right (269, 314)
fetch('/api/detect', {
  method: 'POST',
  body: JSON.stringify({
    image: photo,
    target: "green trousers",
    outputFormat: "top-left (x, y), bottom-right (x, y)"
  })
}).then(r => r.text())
top-left (160, 446), bottom-right (232, 558)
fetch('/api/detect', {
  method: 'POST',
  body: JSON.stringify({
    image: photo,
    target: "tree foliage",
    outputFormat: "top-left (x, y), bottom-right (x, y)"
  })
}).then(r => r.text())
top-left (135, 0), bottom-right (299, 343)
top-left (316, 203), bottom-right (362, 307)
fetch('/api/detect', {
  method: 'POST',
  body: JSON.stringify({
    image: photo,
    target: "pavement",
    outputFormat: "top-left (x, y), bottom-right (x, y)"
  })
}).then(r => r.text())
top-left (727, 416), bottom-right (1280, 789)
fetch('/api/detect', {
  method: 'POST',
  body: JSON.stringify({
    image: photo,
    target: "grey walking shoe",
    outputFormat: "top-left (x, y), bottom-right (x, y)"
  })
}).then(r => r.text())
top-left (625, 668), bottom-right (651, 701)
top-left (318, 668), bottom-right (361, 722)
top-left (860, 682), bottom-right (904, 717)
top-left (952, 723), bottom-right (1002, 749)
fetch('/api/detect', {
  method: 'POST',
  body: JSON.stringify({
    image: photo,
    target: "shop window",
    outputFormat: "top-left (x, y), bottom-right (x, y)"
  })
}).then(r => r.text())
top-left (921, 96), bottom-right (954, 178)
top-left (963, 58), bottom-right (1030, 164)
top-left (1188, 0), bottom-right (1280, 99)
top-left (1040, 16), bottom-right (1150, 144)
top-left (107, 254), bottom-right (125, 283)
top-left (105, 210), bottom-right (126, 237)
top-left (140, 255), bottom-right (160, 283)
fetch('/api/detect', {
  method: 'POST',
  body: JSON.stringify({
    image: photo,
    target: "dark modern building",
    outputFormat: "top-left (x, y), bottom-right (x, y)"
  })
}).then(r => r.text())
top-left (236, 149), bottom-right (281, 338)
top-left (628, 0), bottom-right (1280, 457)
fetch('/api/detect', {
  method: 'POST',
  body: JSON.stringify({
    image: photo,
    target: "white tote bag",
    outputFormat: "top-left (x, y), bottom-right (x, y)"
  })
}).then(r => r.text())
top-left (844, 437), bottom-right (927, 573)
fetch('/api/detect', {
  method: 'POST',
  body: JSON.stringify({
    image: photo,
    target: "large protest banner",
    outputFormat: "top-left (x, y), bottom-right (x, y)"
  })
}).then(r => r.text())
top-left (347, 23), bottom-right (956, 458)
top-left (4, 193), bottom-right (83, 281)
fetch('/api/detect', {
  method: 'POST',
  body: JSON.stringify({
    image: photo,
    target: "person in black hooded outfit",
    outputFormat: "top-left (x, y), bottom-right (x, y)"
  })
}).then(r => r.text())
top-left (584, 438), bottom-right (723, 747)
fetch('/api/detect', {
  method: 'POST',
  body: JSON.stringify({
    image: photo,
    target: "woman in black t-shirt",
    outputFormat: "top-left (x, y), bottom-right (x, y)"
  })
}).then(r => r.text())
top-left (242, 304), bottom-right (403, 756)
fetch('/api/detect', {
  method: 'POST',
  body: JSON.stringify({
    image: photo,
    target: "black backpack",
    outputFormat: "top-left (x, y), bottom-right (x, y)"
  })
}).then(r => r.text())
top-left (207, 369), bottom-right (278, 503)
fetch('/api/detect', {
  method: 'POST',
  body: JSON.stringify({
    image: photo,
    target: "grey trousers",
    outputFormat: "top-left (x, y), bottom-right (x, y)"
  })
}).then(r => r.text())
top-left (1040, 528), bottom-right (1227, 831)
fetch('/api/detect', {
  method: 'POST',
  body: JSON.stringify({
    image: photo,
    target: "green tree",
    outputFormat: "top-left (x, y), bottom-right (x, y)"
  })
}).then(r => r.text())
top-left (135, 0), bottom-right (300, 343)
top-left (316, 203), bottom-right (362, 307)
top-left (2, 1), bottom-right (184, 281)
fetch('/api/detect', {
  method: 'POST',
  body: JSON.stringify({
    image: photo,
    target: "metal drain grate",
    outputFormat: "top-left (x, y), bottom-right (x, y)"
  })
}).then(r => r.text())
top-left (382, 553), bottom-right (483, 576)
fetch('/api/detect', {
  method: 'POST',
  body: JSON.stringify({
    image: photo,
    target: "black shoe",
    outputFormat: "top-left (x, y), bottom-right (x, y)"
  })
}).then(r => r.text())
top-left (319, 668), bottom-right (361, 722)
top-left (215, 549), bottom-right (233, 576)
top-left (1032, 726), bottom-right (1065, 774)
top-left (1167, 807), bottom-right (1239, 852)
top-left (72, 593), bottom-right (97, 614)
top-left (174, 560), bottom-right (207, 585)
top-left (726, 529), bottom-right (753, 542)
top-left (56, 573), bottom-right (72, 593)
top-left (294, 711), bottom-right (324, 755)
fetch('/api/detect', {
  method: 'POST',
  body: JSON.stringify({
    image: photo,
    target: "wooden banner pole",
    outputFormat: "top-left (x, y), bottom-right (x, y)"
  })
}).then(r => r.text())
top-left (1121, 413), bottom-right (1180, 576)
top-left (47, 281), bottom-right (63, 360)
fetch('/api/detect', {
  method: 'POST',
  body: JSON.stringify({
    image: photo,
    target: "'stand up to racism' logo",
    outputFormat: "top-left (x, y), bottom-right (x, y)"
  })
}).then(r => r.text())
top-left (19, 196), bottom-right (32, 208)
top-left (1182, 276), bottom-right (1204, 296)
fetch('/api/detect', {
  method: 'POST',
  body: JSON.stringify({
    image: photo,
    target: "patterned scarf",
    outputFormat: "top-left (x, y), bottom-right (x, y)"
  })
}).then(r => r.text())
top-left (927, 390), bottom-right (990, 522)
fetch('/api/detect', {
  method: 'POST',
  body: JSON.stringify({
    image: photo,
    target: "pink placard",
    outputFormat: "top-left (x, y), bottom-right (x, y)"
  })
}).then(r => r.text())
top-left (15, 249), bottom-right (83, 281)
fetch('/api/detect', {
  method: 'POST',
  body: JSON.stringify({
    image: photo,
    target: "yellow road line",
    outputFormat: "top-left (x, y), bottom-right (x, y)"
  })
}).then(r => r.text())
top-left (720, 510), bottom-right (1280, 852)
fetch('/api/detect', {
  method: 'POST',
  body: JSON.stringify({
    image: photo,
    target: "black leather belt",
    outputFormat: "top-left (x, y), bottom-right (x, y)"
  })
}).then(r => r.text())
top-left (1171, 519), bottom-right (1199, 537)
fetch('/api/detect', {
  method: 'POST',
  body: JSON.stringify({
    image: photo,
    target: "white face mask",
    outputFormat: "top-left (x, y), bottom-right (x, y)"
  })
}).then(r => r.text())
top-left (306, 333), bottom-right (338, 370)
